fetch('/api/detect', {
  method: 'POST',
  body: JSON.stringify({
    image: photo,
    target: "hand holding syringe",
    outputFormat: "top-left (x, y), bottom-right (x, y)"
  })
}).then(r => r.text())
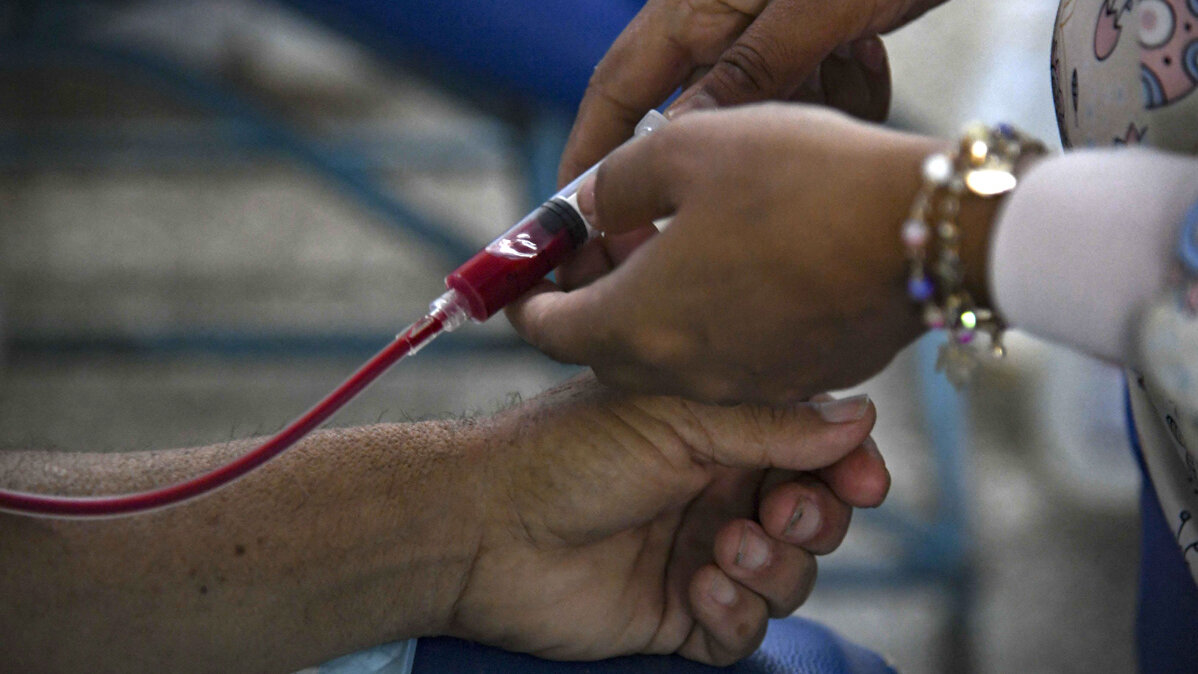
top-left (434, 109), bottom-right (669, 327)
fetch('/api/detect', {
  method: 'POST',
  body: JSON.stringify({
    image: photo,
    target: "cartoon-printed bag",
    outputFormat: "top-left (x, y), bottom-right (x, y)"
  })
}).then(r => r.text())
top-left (1052, 0), bottom-right (1198, 586)
top-left (1053, 0), bottom-right (1197, 151)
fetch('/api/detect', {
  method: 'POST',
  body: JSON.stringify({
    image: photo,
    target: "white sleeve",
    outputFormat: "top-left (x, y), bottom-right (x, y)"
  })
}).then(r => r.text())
top-left (987, 148), bottom-right (1198, 363)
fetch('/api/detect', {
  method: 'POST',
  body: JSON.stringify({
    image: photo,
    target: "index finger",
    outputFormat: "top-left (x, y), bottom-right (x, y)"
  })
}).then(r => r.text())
top-left (557, 3), bottom-right (693, 185)
top-left (672, 0), bottom-right (855, 113)
top-left (560, 0), bottom-right (775, 185)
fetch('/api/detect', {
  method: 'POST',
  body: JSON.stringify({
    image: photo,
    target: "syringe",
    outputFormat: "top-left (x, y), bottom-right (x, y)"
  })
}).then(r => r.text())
top-left (0, 110), bottom-right (669, 518)
top-left (434, 109), bottom-right (668, 327)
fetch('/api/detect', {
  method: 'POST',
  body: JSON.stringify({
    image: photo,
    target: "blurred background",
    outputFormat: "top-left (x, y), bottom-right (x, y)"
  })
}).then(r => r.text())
top-left (0, 1), bottom-right (1141, 672)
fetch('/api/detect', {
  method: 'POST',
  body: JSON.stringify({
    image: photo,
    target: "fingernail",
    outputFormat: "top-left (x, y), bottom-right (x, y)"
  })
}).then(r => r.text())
top-left (810, 394), bottom-right (870, 423)
top-left (668, 91), bottom-right (717, 118)
top-left (853, 37), bottom-right (887, 73)
top-left (736, 526), bottom-right (770, 571)
top-left (708, 573), bottom-right (738, 606)
top-left (577, 173), bottom-right (597, 221)
top-left (783, 498), bottom-right (821, 543)
top-left (832, 43), bottom-right (853, 60)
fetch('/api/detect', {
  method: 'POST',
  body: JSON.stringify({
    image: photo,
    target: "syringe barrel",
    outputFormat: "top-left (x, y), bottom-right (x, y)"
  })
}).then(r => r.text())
top-left (445, 197), bottom-right (586, 321)
top-left (552, 108), bottom-right (668, 210)
top-left (444, 110), bottom-right (668, 322)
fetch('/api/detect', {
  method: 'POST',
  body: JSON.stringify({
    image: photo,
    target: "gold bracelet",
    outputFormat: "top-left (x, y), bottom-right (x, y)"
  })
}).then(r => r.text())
top-left (902, 123), bottom-right (1046, 387)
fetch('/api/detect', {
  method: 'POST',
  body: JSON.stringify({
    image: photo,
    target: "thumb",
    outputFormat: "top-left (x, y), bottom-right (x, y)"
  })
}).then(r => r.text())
top-left (508, 133), bottom-right (681, 365)
top-left (579, 126), bottom-right (681, 236)
top-left (646, 394), bottom-right (877, 472)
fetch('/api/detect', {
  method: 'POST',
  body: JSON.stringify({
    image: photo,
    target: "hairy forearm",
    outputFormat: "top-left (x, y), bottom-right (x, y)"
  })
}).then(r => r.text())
top-left (0, 421), bottom-right (486, 673)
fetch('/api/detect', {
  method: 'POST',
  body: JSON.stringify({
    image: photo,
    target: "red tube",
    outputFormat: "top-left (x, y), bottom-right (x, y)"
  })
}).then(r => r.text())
top-left (0, 113), bottom-right (665, 518)
top-left (0, 313), bottom-right (446, 517)
top-left (0, 198), bottom-right (589, 518)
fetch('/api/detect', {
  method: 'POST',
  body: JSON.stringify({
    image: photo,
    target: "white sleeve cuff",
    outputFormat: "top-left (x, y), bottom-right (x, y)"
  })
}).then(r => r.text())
top-left (987, 148), bottom-right (1198, 363)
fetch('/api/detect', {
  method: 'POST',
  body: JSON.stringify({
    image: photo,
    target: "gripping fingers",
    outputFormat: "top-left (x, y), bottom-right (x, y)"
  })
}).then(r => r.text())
top-left (759, 476), bottom-right (853, 555)
top-left (817, 436), bottom-right (890, 508)
top-left (553, 226), bottom-right (659, 291)
top-left (679, 0), bottom-right (845, 112)
top-left (714, 520), bottom-right (819, 618)
top-left (558, 1), bottom-right (704, 183)
top-left (682, 564), bottom-right (770, 666)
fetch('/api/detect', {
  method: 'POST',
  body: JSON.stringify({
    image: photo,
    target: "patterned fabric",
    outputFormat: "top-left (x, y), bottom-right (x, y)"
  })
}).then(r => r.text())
top-left (1052, 0), bottom-right (1198, 151)
top-left (1053, 0), bottom-right (1198, 587)
top-left (1128, 388), bottom-right (1198, 669)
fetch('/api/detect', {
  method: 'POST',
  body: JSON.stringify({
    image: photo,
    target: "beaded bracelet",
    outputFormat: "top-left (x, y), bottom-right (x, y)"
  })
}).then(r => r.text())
top-left (902, 123), bottom-right (1046, 386)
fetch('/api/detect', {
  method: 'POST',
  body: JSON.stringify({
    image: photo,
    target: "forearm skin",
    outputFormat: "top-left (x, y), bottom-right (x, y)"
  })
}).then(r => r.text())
top-left (0, 421), bottom-right (486, 673)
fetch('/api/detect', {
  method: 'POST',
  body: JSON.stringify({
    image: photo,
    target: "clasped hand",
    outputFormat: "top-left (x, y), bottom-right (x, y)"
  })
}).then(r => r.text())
top-left (450, 374), bottom-right (887, 666)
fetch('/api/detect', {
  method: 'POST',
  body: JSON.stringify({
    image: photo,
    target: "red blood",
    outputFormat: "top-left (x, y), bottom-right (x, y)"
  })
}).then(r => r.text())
top-left (446, 207), bottom-right (579, 321)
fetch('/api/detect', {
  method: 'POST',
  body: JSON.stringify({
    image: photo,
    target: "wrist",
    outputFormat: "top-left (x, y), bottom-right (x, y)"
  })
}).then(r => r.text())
top-left (955, 152), bottom-right (1046, 310)
top-left (397, 420), bottom-right (489, 639)
top-left (903, 125), bottom-right (1046, 335)
top-left (896, 123), bottom-right (1047, 384)
top-left (956, 182), bottom-right (1001, 309)
top-left (898, 136), bottom-right (1004, 316)
top-left (310, 421), bottom-right (488, 641)
top-left (870, 131), bottom-right (952, 341)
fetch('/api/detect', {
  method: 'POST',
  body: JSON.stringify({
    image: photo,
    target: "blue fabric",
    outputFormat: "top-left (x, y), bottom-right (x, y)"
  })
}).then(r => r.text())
top-left (319, 639), bottom-right (417, 674)
top-left (1126, 390), bottom-right (1198, 672)
top-left (411, 617), bottom-right (895, 674)
top-left (278, 0), bottom-right (644, 109)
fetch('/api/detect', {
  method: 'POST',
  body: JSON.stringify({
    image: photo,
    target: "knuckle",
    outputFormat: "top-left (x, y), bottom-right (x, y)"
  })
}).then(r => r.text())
top-left (744, 398), bottom-right (802, 434)
top-left (712, 37), bottom-right (785, 99)
top-left (585, 66), bottom-right (651, 125)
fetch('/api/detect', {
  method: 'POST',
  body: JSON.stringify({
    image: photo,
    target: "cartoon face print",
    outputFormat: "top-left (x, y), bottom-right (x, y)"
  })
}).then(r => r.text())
top-left (1057, 0), bottom-right (1148, 147)
top-left (1138, 0), bottom-right (1198, 107)
top-left (1095, 0), bottom-right (1136, 60)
